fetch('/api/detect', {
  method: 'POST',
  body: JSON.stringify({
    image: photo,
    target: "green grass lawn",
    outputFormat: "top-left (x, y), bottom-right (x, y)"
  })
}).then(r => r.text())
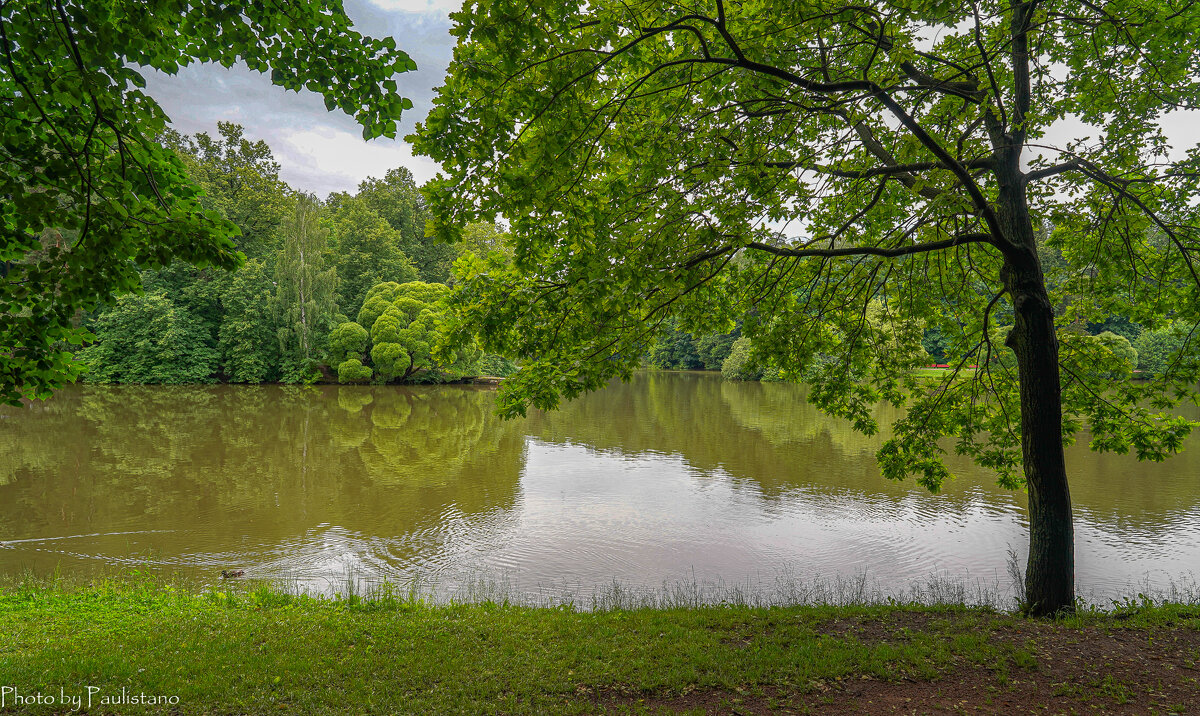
top-left (1, 579), bottom-right (1198, 714)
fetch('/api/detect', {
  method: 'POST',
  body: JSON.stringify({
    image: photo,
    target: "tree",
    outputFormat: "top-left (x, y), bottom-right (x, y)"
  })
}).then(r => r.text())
top-left (218, 258), bottom-right (280, 382)
top-left (78, 292), bottom-right (218, 384)
top-left (457, 221), bottom-right (514, 263)
top-left (695, 328), bottom-right (739, 371)
top-left (329, 322), bottom-right (370, 364)
top-left (1135, 323), bottom-right (1198, 378)
top-left (721, 337), bottom-right (760, 382)
top-left (272, 195), bottom-right (339, 381)
top-left (353, 167), bottom-right (459, 284)
top-left (162, 122), bottom-right (291, 261)
top-left (417, 0), bottom-right (1200, 615)
top-left (129, 123), bottom-right (296, 373)
top-left (329, 198), bottom-right (420, 312)
top-left (333, 281), bottom-right (480, 383)
top-left (1, 0), bottom-right (416, 405)
top-left (648, 321), bottom-right (705, 370)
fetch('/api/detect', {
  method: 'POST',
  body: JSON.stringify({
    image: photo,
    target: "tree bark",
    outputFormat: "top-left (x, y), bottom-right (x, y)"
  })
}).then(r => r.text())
top-left (997, 166), bottom-right (1075, 617)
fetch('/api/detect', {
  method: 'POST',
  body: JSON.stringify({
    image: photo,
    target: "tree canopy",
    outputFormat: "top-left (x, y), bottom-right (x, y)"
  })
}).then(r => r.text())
top-left (335, 281), bottom-right (481, 384)
top-left (416, 0), bottom-right (1200, 614)
top-left (328, 197), bottom-right (420, 312)
top-left (0, 0), bottom-right (416, 405)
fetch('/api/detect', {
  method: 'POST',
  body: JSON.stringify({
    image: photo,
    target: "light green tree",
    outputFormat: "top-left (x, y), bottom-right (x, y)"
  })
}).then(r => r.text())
top-left (272, 195), bottom-right (340, 381)
top-left (1, 0), bottom-right (415, 405)
top-left (457, 222), bottom-right (513, 262)
top-left (329, 322), bottom-right (370, 365)
top-left (335, 281), bottom-right (480, 383)
top-left (353, 168), bottom-right (459, 284)
top-left (416, 0), bottom-right (1200, 615)
top-left (1135, 324), bottom-right (1198, 378)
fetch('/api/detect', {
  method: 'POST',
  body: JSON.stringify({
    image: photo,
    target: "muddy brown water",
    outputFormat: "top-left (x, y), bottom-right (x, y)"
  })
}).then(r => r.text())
top-left (1, 372), bottom-right (1197, 604)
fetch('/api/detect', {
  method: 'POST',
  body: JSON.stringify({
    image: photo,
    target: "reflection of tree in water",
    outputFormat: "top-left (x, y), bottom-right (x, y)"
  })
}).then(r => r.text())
top-left (528, 372), bottom-right (897, 497)
top-left (719, 380), bottom-right (894, 453)
top-left (1062, 402), bottom-right (1200, 527)
top-left (528, 372), bottom-right (1200, 526)
top-left (0, 385), bottom-right (525, 550)
top-left (334, 386), bottom-right (526, 516)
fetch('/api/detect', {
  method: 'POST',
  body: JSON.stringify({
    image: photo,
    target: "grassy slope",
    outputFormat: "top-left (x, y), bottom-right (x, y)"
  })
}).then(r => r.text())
top-left (1, 582), bottom-right (1198, 714)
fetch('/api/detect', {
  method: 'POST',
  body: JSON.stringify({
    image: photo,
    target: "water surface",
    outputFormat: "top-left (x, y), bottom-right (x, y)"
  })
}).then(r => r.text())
top-left (2, 373), bottom-right (1197, 604)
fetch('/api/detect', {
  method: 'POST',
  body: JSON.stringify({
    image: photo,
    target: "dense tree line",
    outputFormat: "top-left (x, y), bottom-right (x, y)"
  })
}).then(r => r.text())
top-left (0, 0), bottom-right (419, 406)
top-left (78, 123), bottom-right (1190, 390)
top-left (76, 123), bottom-right (511, 385)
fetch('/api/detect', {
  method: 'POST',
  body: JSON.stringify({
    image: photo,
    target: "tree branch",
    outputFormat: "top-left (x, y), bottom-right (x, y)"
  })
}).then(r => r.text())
top-left (746, 232), bottom-right (995, 259)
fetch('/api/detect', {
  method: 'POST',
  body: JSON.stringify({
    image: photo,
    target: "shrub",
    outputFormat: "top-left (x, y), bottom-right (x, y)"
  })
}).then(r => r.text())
top-left (337, 359), bottom-right (373, 383)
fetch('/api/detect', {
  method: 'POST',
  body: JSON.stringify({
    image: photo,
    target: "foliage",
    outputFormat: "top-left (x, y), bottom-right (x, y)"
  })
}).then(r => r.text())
top-left (350, 167), bottom-right (458, 284)
top-left (647, 319), bottom-right (738, 370)
top-left (336, 281), bottom-right (480, 383)
top-left (457, 222), bottom-right (514, 264)
top-left (477, 352), bottom-right (519, 377)
top-left (337, 358), bottom-right (373, 383)
top-left (649, 323), bottom-right (705, 370)
top-left (328, 322), bottom-right (370, 365)
top-left (1092, 332), bottom-right (1138, 379)
top-left (329, 198), bottom-right (419, 313)
top-left (695, 329), bottom-right (739, 371)
top-left (416, 0), bottom-right (1200, 615)
top-left (1088, 315), bottom-right (1142, 345)
top-left (721, 337), bottom-right (759, 381)
top-left (1135, 324), bottom-right (1199, 378)
top-left (162, 122), bottom-right (292, 260)
top-left (720, 336), bottom-right (782, 382)
top-left (78, 293), bottom-right (218, 384)
top-left (217, 259), bottom-right (279, 383)
top-left (1, 0), bottom-right (415, 405)
top-left (922, 326), bottom-right (951, 363)
top-left (272, 196), bottom-right (339, 381)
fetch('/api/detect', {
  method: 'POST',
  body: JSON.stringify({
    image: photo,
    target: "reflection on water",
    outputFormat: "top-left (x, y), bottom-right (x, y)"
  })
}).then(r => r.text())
top-left (1, 373), bottom-right (1197, 602)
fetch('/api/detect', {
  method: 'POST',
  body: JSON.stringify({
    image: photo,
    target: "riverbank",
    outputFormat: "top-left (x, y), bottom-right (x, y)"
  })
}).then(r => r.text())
top-left (1, 581), bottom-right (1197, 714)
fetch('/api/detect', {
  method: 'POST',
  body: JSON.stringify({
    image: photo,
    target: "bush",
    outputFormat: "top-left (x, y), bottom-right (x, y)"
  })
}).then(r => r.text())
top-left (330, 281), bottom-right (481, 383)
top-left (328, 322), bottom-right (369, 365)
top-left (1094, 331), bottom-right (1138, 377)
top-left (337, 359), bottom-right (373, 383)
top-left (79, 292), bottom-right (218, 384)
top-left (477, 353), bottom-right (518, 377)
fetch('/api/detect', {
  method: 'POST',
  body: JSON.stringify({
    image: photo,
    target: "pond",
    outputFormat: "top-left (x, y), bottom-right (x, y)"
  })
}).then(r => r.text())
top-left (1, 372), bottom-right (1197, 605)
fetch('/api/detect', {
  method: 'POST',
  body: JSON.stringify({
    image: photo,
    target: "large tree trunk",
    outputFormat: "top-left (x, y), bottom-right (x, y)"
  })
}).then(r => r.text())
top-left (998, 176), bottom-right (1075, 617)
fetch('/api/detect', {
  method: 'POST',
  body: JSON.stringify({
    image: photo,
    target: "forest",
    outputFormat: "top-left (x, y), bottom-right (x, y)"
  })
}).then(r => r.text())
top-left (73, 122), bottom-right (515, 386)
top-left (72, 122), bottom-right (1193, 389)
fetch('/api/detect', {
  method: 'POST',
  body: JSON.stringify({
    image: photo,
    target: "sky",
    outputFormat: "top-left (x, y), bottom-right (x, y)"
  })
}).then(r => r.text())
top-left (144, 0), bottom-right (462, 197)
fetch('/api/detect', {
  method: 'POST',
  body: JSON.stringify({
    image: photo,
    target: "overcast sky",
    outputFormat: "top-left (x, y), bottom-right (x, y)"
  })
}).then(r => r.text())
top-left (145, 0), bottom-right (462, 198)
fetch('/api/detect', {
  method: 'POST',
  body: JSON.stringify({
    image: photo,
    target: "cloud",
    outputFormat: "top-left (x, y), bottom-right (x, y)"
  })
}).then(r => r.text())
top-left (140, 0), bottom-right (455, 197)
top-left (368, 0), bottom-right (463, 14)
top-left (278, 127), bottom-right (444, 197)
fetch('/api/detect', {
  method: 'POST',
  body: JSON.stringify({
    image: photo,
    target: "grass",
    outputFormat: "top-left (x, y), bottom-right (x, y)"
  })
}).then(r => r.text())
top-left (1, 575), bottom-right (1199, 714)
